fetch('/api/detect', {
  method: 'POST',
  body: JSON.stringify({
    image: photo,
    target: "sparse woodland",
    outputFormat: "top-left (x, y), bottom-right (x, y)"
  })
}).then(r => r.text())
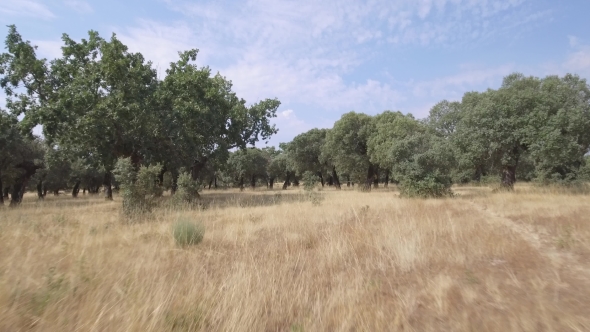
top-left (2, 26), bottom-right (590, 331)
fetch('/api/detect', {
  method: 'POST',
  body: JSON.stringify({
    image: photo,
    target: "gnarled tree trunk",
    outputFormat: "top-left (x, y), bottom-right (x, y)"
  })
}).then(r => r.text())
top-left (501, 165), bottom-right (517, 190)
top-left (72, 180), bottom-right (81, 198)
top-left (363, 164), bottom-right (376, 191)
top-left (10, 161), bottom-right (41, 206)
top-left (332, 166), bottom-right (341, 190)
top-left (282, 172), bottom-right (291, 190)
top-left (103, 172), bottom-right (113, 200)
top-left (318, 172), bottom-right (324, 187)
top-left (36, 180), bottom-right (44, 200)
top-left (239, 176), bottom-right (245, 191)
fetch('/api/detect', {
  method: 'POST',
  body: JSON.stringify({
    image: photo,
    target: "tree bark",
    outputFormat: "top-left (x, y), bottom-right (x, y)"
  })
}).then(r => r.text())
top-left (214, 176), bottom-right (218, 189)
top-left (318, 172), bottom-right (324, 187)
top-left (269, 177), bottom-right (275, 190)
top-left (171, 172), bottom-right (178, 195)
top-left (103, 172), bottom-right (113, 200)
top-left (347, 175), bottom-right (351, 187)
top-left (72, 180), bottom-right (81, 198)
top-left (384, 170), bottom-right (389, 188)
top-left (250, 175), bottom-right (256, 190)
top-left (501, 165), bottom-right (517, 190)
top-left (363, 164), bottom-right (376, 191)
top-left (239, 176), bottom-right (245, 191)
top-left (10, 161), bottom-right (41, 206)
top-left (3, 186), bottom-right (8, 199)
top-left (282, 172), bottom-right (291, 190)
top-left (191, 157), bottom-right (209, 181)
top-left (37, 180), bottom-right (44, 200)
top-left (0, 173), bottom-right (3, 205)
top-left (10, 182), bottom-right (23, 206)
top-left (208, 178), bottom-right (213, 190)
top-left (332, 166), bottom-right (341, 190)
top-left (473, 166), bottom-right (483, 182)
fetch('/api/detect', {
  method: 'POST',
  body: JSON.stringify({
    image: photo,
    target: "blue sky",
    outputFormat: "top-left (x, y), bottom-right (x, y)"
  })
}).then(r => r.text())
top-left (1, 0), bottom-right (589, 146)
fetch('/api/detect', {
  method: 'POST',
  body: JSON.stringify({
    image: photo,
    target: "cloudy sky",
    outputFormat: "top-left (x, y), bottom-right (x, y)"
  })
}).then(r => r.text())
top-left (1, 0), bottom-right (589, 146)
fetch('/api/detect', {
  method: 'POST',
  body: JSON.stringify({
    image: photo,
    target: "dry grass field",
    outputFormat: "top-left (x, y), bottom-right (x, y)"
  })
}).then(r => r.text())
top-left (1, 184), bottom-right (589, 331)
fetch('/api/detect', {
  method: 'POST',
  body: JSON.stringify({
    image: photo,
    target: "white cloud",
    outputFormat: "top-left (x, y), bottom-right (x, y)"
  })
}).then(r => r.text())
top-left (64, 0), bottom-right (93, 14)
top-left (564, 48), bottom-right (590, 76)
top-left (32, 40), bottom-right (63, 60)
top-left (0, 0), bottom-right (55, 19)
top-left (114, 20), bottom-right (200, 78)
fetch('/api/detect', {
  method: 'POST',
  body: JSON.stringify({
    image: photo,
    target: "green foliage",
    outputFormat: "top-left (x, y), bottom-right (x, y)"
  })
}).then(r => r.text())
top-left (113, 158), bottom-right (162, 216)
top-left (301, 171), bottom-right (318, 191)
top-left (173, 172), bottom-right (200, 204)
top-left (285, 128), bottom-right (328, 178)
top-left (324, 112), bottom-right (375, 183)
top-left (399, 174), bottom-right (454, 198)
top-left (172, 218), bottom-right (205, 246)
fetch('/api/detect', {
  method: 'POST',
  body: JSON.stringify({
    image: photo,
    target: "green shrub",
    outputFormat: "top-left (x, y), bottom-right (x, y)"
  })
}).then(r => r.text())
top-left (113, 158), bottom-right (163, 217)
top-left (172, 218), bottom-right (205, 246)
top-left (301, 171), bottom-right (318, 192)
top-left (398, 174), bottom-right (454, 198)
top-left (172, 172), bottom-right (200, 205)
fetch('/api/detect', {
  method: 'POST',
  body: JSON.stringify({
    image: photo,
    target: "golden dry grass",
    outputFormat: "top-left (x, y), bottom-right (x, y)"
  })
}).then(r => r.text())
top-left (1, 184), bottom-right (590, 331)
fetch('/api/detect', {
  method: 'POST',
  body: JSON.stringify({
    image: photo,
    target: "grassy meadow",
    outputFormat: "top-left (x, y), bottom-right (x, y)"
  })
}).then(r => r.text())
top-left (1, 184), bottom-right (590, 331)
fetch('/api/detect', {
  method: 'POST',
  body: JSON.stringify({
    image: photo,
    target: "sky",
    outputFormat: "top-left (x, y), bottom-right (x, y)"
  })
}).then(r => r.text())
top-left (1, 0), bottom-right (589, 146)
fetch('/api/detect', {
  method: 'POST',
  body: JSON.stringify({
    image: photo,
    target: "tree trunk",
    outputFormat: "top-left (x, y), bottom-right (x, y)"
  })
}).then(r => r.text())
top-left (0, 173), bottom-right (3, 205)
top-left (83, 188), bottom-right (86, 195)
top-left (214, 176), bottom-right (218, 189)
top-left (191, 157), bottom-right (209, 181)
top-left (239, 176), bottom-right (245, 191)
top-left (332, 166), bottom-right (341, 190)
top-left (363, 164), bottom-right (376, 191)
top-left (53, 190), bottom-right (59, 196)
top-left (103, 172), bottom-right (113, 200)
top-left (250, 175), bottom-right (256, 190)
top-left (10, 182), bottom-right (23, 206)
top-left (293, 178), bottom-right (300, 187)
top-left (501, 165), bottom-right (517, 190)
top-left (473, 166), bottom-right (483, 182)
top-left (171, 172), bottom-right (178, 195)
top-left (347, 175), bottom-right (351, 187)
top-left (72, 180), bottom-right (81, 198)
top-left (282, 172), bottom-right (291, 190)
top-left (318, 172), bottom-right (324, 187)
top-left (208, 178), bottom-right (213, 190)
top-left (269, 177), bottom-right (275, 190)
top-left (3, 186), bottom-right (9, 199)
top-left (36, 180), bottom-right (44, 200)
top-left (327, 176), bottom-right (333, 186)
top-left (384, 170), bottom-right (389, 188)
top-left (44, 188), bottom-right (48, 197)
top-left (10, 161), bottom-right (41, 206)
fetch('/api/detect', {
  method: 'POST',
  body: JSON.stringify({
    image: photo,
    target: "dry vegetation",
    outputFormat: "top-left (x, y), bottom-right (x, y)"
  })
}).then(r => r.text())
top-left (1, 184), bottom-right (590, 331)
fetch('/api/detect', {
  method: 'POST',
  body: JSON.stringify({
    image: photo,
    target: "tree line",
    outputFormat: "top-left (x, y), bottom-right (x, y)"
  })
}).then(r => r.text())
top-left (1, 25), bottom-right (590, 207)
top-left (0, 26), bottom-right (279, 206)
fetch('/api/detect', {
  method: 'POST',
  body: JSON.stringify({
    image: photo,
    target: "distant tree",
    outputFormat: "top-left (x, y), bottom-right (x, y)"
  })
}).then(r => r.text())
top-left (157, 50), bottom-right (280, 193)
top-left (323, 112), bottom-right (375, 190)
top-left (284, 128), bottom-right (332, 187)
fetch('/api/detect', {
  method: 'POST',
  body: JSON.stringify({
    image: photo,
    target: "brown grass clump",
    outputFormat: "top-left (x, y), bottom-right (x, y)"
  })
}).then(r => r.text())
top-left (1, 184), bottom-right (589, 331)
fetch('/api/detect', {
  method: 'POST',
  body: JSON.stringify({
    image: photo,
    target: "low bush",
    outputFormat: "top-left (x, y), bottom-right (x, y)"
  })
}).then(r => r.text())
top-left (172, 218), bottom-right (205, 246)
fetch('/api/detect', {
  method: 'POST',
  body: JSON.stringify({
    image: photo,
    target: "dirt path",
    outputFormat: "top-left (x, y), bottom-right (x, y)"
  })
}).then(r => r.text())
top-left (468, 199), bottom-right (590, 278)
